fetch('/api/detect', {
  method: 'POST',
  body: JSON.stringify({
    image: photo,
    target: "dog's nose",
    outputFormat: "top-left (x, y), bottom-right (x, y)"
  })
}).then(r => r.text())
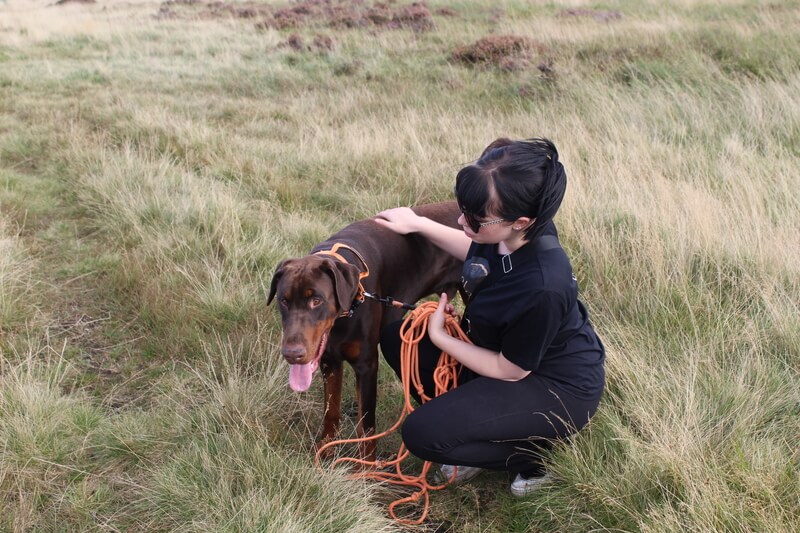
top-left (282, 345), bottom-right (307, 364)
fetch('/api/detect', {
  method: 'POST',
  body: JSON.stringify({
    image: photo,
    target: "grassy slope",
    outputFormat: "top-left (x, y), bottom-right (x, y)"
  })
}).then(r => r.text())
top-left (1, 0), bottom-right (799, 531)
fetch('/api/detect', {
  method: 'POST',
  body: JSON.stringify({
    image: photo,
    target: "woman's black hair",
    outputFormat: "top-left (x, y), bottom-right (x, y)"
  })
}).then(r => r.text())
top-left (454, 137), bottom-right (566, 241)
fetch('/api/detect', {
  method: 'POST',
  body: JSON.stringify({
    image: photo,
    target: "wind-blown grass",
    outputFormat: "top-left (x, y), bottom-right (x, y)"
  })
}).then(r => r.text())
top-left (1, 0), bottom-right (798, 531)
top-left (0, 214), bottom-right (32, 332)
top-left (0, 333), bottom-right (395, 531)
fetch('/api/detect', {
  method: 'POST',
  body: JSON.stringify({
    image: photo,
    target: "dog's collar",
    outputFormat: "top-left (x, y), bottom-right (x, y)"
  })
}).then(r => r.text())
top-left (313, 243), bottom-right (369, 318)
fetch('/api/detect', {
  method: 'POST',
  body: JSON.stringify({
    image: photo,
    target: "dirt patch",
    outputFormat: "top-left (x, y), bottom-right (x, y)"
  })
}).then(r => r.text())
top-left (157, 0), bottom-right (273, 20)
top-left (435, 7), bottom-right (458, 17)
top-left (283, 32), bottom-right (335, 52)
top-left (266, 1), bottom-right (435, 32)
top-left (391, 3), bottom-right (435, 31)
top-left (558, 8), bottom-right (623, 22)
top-left (158, 0), bottom-right (438, 32)
top-left (312, 33), bottom-right (334, 51)
top-left (286, 32), bottom-right (305, 50)
top-left (451, 35), bottom-right (546, 71)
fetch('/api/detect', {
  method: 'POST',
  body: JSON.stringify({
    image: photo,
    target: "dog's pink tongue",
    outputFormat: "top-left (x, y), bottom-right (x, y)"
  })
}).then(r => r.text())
top-left (289, 361), bottom-right (316, 392)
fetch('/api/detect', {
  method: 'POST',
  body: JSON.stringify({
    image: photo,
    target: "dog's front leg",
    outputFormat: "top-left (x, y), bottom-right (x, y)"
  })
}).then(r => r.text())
top-left (353, 351), bottom-right (378, 463)
top-left (317, 357), bottom-right (343, 458)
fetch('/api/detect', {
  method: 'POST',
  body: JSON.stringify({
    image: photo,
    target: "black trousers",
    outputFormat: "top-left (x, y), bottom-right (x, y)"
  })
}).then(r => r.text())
top-left (380, 320), bottom-right (602, 478)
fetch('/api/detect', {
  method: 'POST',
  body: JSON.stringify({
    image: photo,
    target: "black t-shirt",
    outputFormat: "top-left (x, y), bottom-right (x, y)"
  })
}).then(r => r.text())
top-left (462, 222), bottom-right (605, 398)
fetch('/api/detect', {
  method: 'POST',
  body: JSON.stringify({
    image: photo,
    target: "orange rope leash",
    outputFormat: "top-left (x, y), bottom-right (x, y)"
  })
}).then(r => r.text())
top-left (314, 301), bottom-right (472, 525)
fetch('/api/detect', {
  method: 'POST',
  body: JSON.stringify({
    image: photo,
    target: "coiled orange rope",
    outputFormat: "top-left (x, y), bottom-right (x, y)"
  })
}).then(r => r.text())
top-left (314, 300), bottom-right (472, 525)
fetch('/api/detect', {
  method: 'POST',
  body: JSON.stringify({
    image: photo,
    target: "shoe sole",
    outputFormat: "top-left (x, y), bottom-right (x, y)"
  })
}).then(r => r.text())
top-left (510, 475), bottom-right (553, 497)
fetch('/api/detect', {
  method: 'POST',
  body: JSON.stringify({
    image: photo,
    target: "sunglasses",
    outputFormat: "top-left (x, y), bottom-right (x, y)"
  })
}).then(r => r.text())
top-left (459, 207), bottom-right (506, 233)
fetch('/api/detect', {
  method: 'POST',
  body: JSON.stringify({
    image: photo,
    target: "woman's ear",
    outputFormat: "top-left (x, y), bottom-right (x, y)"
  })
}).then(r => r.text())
top-left (512, 217), bottom-right (534, 231)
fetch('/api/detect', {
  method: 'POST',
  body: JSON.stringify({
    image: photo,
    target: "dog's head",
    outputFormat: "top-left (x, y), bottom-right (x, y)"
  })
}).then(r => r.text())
top-left (267, 255), bottom-right (360, 391)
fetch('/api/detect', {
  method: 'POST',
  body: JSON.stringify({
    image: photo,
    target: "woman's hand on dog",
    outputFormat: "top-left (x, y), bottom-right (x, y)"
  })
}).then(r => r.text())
top-left (374, 207), bottom-right (422, 235)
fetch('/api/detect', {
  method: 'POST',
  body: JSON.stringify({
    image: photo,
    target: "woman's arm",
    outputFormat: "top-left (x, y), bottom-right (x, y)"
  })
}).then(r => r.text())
top-left (427, 293), bottom-right (531, 381)
top-left (374, 207), bottom-right (471, 261)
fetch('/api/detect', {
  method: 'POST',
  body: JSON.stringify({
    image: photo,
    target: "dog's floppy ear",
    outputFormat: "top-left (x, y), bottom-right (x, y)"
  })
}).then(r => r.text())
top-left (320, 259), bottom-right (361, 313)
top-left (267, 259), bottom-right (292, 305)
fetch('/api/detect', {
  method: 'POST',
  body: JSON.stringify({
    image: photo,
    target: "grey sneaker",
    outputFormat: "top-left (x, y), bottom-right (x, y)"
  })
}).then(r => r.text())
top-left (510, 472), bottom-right (553, 497)
top-left (439, 464), bottom-right (484, 484)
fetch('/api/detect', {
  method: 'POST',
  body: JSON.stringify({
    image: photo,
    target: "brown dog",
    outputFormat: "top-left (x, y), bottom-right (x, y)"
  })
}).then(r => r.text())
top-left (268, 202), bottom-right (463, 460)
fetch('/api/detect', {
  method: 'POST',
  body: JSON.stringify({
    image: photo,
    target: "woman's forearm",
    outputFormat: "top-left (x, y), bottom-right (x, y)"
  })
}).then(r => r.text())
top-left (412, 216), bottom-right (471, 261)
top-left (429, 328), bottom-right (531, 381)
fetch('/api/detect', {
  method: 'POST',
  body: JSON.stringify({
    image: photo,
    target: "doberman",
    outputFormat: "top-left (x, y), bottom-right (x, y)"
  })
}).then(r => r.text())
top-left (268, 202), bottom-right (463, 461)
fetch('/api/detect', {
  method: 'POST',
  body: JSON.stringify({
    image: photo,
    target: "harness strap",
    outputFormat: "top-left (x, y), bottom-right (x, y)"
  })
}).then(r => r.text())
top-left (313, 243), bottom-right (370, 317)
top-left (313, 243), bottom-right (370, 280)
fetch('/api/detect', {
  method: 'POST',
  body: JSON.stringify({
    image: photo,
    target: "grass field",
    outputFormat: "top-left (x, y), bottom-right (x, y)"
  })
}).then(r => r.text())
top-left (1, 0), bottom-right (799, 531)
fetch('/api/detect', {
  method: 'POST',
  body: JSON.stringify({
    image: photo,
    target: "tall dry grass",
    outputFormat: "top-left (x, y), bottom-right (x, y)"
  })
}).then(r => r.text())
top-left (1, 0), bottom-right (798, 531)
top-left (0, 214), bottom-right (31, 332)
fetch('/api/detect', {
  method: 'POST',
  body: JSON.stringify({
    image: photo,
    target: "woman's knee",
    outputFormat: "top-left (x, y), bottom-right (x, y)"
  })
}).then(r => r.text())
top-left (401, 410), bottom-right (435, 459)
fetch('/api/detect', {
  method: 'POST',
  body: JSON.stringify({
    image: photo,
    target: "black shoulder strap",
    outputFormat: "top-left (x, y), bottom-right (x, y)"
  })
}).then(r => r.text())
top-left (532, 235), bottom-right (560, 253)
top-left (465, 235), bottom-right (561, 302)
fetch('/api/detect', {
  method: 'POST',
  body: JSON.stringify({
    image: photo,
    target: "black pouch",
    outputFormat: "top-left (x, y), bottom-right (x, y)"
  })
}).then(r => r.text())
top-left (461, 256), bottom-right (490, 299)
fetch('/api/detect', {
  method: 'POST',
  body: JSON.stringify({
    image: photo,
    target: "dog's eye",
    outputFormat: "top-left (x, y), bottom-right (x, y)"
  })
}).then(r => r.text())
top-left (309, 297), bottom-right (322, 309)
top-left (279, 298), bottom-right (289, 308)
